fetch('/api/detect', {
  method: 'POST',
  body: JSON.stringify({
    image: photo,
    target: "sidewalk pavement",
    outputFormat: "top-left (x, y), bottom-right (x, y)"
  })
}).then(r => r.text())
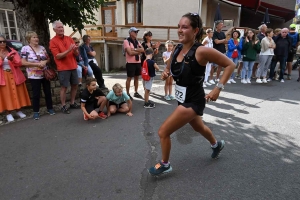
top-left (0, 65), bottom-right (166, 126)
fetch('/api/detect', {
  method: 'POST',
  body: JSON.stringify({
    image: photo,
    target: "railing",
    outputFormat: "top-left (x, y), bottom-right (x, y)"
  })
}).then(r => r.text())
top-left (81, 24), bottom-right (248, 42)
top-left (83, 24), bottom-right (179, 42)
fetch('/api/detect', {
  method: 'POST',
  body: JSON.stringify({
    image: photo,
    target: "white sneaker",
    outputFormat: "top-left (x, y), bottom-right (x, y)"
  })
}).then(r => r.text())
top-left (230, 79), bottom-right (236, 83)
top-left (256, 79), bottom-right (262, 83)
top-left (203, 83), bottom-right (207, 88)
top-left (17, 111), bottom-right (26, 118)
top-left (227, 80), bottom-right (231, 84)
top-left (262, 78), bottom-right (267, 83)
top-left (241, 79), bottom-right (247, 84)
top-left (209, 80), bottom-right (215, 84)
top-left (267, 78), bottom-right (272, 82)
top-left (246, 79), bottom-right (251, 84)
top-left (215, 78), bottom-right (220, 82)
top-left (6, 114), bottom-right (14, 122)
top-left (205, 81), bottom-right (212, 86)
top-left (280, 79), bottom-right (284, 83)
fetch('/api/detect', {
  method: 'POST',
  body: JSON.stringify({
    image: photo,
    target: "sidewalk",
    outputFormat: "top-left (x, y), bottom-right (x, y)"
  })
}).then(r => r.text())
top-left (0, 65), bottom-right (166, 126)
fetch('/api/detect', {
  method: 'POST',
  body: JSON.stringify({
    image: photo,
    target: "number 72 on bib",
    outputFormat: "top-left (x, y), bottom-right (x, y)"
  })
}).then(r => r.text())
top-left (175, 84), bottom-right (187, 103)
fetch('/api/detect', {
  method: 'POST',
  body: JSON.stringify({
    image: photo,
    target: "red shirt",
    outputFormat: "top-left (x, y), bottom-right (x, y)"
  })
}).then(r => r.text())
top-left (49, 35), bottom-right (77, 71)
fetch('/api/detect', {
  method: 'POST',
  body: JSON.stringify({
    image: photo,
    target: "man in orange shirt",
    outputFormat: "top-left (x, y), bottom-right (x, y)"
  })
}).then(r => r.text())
top-left (50, 21), bottom-right (79, 114)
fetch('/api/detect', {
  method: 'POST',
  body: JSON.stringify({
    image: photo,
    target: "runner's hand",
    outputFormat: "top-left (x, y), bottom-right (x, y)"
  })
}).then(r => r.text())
top-left (161, 71), bottom-right (170, 80)
top-left (205, 87), bottom-right (220, 102)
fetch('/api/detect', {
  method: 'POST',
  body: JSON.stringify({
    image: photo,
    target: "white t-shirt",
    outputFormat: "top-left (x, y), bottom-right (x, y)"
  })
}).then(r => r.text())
top-left (162, 51), bottom-right (172, 68)
top-left (202, 36), bottom-right (213, 48)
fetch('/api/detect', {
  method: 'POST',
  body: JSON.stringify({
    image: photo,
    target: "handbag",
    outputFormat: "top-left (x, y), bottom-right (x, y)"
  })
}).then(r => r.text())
top-left (28, 45), bottom-right (57, 81)
top-left (44, 67), bottom-right (58, 81)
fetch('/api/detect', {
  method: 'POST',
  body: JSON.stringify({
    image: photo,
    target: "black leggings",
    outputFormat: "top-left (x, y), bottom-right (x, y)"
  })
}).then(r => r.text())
top-left (89, 60), bottom-right (105, 88)
top-left (30, 78), bottom-right (53, 112)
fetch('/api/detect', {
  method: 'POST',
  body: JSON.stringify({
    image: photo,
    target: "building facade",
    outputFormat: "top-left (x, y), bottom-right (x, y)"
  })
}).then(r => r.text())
top-left (0, 1), bottom-right (20, 40)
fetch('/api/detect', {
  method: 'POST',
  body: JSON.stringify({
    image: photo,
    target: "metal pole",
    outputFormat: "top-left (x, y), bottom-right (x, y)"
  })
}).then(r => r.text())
top-left (198, 0), bottom-right (202, 15)
top-left (104, 41), bottom-right (109, 72)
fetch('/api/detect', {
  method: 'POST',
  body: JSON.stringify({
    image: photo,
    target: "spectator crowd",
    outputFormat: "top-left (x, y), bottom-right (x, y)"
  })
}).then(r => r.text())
top-left (0, 20), bottom-right (299, 123)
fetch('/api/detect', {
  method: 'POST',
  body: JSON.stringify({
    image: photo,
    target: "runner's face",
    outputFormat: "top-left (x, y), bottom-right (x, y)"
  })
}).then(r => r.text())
top-left (178, 17), bottom-right (195, 43)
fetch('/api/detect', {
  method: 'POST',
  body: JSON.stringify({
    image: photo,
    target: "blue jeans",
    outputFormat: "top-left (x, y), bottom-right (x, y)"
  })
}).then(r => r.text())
top-left (241, 61), bottom-right (255, 79)
top-left (229, 57), bottom-right (239, 79)
top-left (76, 61), bottom-right (93, 78)
top-left (269, 56), bottom-right (287, 80)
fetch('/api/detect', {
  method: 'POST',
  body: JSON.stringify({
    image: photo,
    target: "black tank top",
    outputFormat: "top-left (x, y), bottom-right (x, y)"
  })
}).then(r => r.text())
top-left (171, 43), bottom-right (206, 104)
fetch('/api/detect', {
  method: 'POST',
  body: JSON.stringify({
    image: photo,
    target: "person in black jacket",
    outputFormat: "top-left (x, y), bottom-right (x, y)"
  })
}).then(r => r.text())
top-left (268, 28), bottom-right (292, 83)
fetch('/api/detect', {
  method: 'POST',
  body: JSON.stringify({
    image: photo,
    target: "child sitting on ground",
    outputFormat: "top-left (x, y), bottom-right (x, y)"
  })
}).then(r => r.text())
top-left (143, 47), bottom-right (160, 108)
top-left (80, 77), bottom-right (108, 120)
top-left (106, 83), bottom-right (133, 117)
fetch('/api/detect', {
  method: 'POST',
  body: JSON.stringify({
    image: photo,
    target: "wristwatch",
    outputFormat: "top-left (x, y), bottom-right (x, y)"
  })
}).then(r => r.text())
top-left (216, 83), bottom-right (224, 91)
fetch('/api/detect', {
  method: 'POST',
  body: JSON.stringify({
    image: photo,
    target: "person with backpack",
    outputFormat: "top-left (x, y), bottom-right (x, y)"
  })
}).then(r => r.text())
top-left (286, 24), bottom-right (300, 80)
top-left (148, 13), bottom-right (235, 176)
top-left (142, 47), bottom-right (159, 108)
top-left (123, 27), bottom-right (144, 100)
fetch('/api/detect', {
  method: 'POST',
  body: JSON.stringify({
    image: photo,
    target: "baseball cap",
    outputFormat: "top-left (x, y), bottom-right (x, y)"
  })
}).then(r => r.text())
top-left (129, 27), bottom-right (139, 34)
top-left (145, 47), bottom-right (154, 55)
top-left (290, 24), bottom-right (296, 29)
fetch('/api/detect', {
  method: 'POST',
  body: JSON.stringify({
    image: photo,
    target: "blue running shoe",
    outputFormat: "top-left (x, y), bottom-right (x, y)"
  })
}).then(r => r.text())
top-left (33, 112), bottom-right (40, 120)
top-left (148, 161), bottom-right (172, 176)
top-left (47, 109), bottom-right (56, 115)
top-left (211, 140), bottom-right (225, 159)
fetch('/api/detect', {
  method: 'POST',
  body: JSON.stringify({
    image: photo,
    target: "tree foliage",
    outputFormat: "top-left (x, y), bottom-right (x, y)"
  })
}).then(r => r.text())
top-left (6, 0), bottom-right (107, 31)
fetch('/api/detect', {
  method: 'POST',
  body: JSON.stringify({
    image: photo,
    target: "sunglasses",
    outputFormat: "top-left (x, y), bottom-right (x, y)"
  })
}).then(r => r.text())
top-left (134, 31), bottom-right (139, 33)
top-left (190, 12), bottom-right (199, 16)
top-left (0, 41), bottom-right (6, 44)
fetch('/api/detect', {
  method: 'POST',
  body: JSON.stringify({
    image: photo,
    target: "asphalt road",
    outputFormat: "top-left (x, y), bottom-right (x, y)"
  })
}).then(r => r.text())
top-left (0, 71), bottom-right (300, 200)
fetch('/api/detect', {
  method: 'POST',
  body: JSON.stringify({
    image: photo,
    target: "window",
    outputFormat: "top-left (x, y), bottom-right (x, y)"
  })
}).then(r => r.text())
top-left (0, 9), bottom-right (19, 40)
top-left (125, 0), bottom-right (143, 25)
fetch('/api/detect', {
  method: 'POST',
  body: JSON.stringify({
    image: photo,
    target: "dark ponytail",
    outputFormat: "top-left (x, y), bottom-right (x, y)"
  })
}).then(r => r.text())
top-left (182, 12), bottom-right (204, 42)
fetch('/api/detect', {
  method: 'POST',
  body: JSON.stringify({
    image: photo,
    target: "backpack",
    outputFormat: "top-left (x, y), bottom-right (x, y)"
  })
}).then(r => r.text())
top-left (122, 37), bottom-right (131, 56)
top-left (141, 59), bottom-right (150, 81)
top-left (289, 32), bottom-right (298, 47)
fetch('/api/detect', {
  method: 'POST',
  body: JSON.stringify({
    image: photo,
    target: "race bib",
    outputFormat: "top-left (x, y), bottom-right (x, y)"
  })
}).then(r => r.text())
top-left (175, 84), bottom-right (187, 103)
